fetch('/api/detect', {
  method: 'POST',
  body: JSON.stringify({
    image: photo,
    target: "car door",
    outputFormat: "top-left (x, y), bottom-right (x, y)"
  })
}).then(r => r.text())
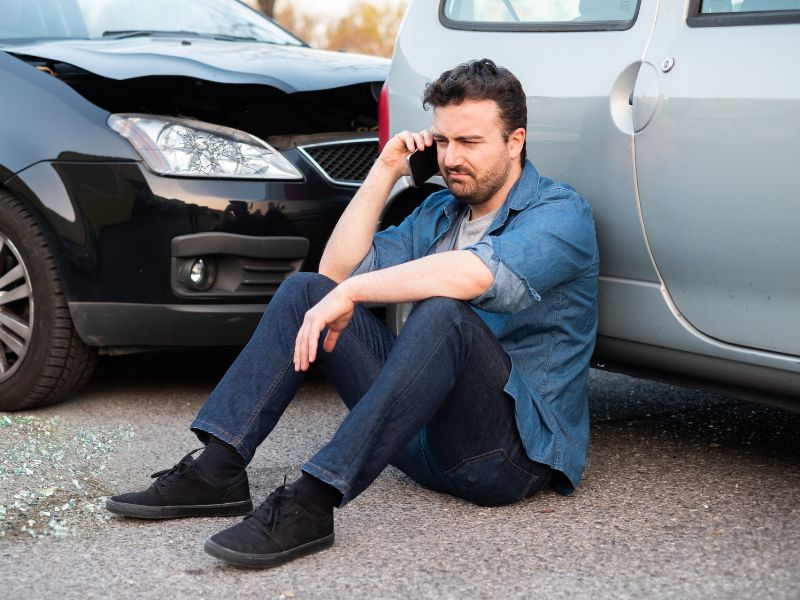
top-left (633, 0), bottom-right (800, 356)
top-left (394, 0), bottom-right (661, 285)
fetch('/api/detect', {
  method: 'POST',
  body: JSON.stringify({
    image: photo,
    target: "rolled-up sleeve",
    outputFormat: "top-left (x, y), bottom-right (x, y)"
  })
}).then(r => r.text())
top-left (465, 193), bottom-right (597, 314)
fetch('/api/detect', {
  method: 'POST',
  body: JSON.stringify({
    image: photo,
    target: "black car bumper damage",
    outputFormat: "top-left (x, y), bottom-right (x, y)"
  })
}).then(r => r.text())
top-left (7, 150), bottom-right (370, 349)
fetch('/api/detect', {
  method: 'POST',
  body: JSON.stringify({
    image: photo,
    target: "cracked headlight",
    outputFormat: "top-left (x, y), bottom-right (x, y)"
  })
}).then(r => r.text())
top-left (108, 114), bottom-right (302, 180)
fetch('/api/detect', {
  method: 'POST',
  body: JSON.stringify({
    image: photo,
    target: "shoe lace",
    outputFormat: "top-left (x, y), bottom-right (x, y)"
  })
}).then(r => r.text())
top-left (150, 448), bottom-right (204, 483)
top-left (248, 476), bottom-right (295, 532)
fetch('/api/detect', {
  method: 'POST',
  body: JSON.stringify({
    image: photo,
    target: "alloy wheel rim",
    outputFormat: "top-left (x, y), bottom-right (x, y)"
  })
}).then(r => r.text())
top-left (0, 234), bottom-right (34, 382)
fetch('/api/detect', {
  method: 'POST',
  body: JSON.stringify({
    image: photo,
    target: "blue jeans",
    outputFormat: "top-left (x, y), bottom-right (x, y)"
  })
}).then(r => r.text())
top-left (191, 272), bottom-right (552, 507)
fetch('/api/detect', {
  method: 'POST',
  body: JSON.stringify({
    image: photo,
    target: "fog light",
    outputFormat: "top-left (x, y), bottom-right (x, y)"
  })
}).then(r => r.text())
top-left (187, 258), bottom-right (215, 291)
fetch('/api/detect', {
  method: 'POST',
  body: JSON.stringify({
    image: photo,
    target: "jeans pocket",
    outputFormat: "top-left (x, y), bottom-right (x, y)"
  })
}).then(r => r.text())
top-left (444, 448), bottom-right (540, 507)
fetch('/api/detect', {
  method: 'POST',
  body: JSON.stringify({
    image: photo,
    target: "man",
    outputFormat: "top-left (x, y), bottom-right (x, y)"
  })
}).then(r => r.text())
top-left (107, 59), bottom-right (599, 569)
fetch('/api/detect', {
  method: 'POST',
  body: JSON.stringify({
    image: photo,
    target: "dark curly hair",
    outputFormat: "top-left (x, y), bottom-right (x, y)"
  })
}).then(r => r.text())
top-left (422, 58), bottom-right (527, 166)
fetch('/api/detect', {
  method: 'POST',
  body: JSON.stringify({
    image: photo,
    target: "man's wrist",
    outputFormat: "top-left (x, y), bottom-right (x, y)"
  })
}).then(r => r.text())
top-left (370, 156), bottom-right (406, 185)
top-left (338, 276), bottom-right (365, 304)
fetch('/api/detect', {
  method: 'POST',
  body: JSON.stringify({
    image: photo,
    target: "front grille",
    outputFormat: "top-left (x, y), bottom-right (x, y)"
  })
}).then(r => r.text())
top-left (299, 139), bottom-right (378, 186)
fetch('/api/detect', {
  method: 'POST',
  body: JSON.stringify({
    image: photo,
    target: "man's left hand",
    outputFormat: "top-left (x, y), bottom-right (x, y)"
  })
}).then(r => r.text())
top-left (294, 284), bottom-right (356, 371)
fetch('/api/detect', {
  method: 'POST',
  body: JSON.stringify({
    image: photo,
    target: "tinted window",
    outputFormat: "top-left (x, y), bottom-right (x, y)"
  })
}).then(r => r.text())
top-left (442, 0), bottom-right (638, 24)
top-left (689, 0), bottom-right (800, 25)
top-left (702, 0), bottom-right (800, 11)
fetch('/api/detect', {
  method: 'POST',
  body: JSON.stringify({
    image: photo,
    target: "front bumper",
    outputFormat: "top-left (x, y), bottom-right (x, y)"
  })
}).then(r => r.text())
top-left (7, 140), bottom-right (373, 349)
top-left (69, 301), bottom-right (266, 347)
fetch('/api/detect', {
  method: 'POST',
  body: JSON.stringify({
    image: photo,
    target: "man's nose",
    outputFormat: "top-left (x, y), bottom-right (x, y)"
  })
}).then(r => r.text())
top-left (443, 144), bottom-right (463, 168)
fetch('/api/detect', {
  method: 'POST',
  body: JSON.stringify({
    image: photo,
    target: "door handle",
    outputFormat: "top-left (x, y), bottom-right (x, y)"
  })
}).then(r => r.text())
top-left (631, 62), bottom-right (660, 132)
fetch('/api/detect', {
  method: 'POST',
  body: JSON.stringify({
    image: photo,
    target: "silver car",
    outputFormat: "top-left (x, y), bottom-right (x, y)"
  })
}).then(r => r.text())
top-left (380, 0), bottom-right (800, 406)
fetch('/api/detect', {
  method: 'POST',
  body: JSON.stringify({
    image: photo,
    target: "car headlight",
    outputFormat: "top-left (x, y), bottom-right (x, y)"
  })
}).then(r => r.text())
top-left (107, 114), bottom-right (303, 180)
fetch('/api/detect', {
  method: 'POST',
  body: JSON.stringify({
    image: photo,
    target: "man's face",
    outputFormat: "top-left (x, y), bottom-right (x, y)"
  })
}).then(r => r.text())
top-left (431, 99), bottom-right (515, 208)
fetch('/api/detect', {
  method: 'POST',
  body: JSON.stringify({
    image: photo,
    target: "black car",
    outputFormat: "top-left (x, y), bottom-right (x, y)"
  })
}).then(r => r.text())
top-left (0, 0), bottom-right (389, 410)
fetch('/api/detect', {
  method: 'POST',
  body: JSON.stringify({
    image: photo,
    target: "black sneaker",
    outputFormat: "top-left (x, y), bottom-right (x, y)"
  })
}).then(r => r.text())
top-left (204, 483), bottom-right (334, 568)
top-left (106, 449), bottom-right (253, 519)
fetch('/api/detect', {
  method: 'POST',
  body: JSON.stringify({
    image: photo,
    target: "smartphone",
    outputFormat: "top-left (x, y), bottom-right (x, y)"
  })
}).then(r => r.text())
top-left (406, 146), bottom-right (439, 187)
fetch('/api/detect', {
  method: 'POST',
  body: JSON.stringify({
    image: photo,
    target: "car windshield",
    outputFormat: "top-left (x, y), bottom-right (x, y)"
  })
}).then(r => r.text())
top-left (0, 0), bottom-right (304, 45)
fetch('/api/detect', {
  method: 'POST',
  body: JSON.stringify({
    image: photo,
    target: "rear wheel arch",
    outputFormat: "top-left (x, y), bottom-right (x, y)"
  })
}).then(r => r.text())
top-left (379, 182), bottom-right (444, 230)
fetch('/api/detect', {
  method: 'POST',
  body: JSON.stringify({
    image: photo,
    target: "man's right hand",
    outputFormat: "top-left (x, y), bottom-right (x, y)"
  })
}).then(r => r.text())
top-left (378, 129), bottom-right (435, 178)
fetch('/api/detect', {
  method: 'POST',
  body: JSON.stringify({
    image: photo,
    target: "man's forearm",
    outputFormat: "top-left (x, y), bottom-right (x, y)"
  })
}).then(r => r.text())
top-left (339, 250), bottom-right (493, 305)
top-left (318, 162), bottom-right (398, 282)
top-left (319, 129), bottom-right (435, 283)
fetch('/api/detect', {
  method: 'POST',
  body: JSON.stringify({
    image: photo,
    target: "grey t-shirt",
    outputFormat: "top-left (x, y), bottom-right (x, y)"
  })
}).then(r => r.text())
top-left (435, 206), bottom-right (500, 253)
top-left (391, 206), bottom-right (500, 329)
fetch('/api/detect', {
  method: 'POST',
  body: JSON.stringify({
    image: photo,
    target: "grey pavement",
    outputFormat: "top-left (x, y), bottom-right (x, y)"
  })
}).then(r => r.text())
top-left (1, 350), bottom-right (799, 599)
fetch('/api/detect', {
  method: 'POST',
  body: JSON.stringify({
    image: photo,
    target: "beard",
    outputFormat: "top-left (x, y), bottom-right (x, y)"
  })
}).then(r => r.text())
top-left (443, 153), bottom-right (512, 207)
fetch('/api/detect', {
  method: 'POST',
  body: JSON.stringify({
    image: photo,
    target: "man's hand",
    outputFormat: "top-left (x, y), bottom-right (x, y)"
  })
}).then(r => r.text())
top-left (294, 284), bottom-right (356, 372)
top-left (379, 128), bottom-right (434, 177)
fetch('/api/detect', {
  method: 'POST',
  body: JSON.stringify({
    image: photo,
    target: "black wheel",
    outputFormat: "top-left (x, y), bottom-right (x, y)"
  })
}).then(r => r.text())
top-left (0, 189), bottom-right (97, 411)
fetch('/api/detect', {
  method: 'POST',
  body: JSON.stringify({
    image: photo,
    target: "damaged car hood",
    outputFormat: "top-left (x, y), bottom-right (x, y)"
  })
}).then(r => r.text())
top-left (3, 37), bottom-right (389, 93)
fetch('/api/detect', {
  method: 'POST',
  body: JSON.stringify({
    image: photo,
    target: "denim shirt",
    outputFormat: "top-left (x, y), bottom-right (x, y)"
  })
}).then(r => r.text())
top-left (352, 160), bottom-right (599, 494)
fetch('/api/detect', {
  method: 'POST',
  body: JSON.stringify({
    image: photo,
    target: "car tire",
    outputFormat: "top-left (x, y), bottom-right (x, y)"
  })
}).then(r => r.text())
top-left (0, 189), bottom-right (97, 411)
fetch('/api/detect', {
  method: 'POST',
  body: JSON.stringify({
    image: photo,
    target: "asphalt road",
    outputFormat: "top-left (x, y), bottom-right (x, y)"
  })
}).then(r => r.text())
top-left (1, 350), bottom-right (799, 599)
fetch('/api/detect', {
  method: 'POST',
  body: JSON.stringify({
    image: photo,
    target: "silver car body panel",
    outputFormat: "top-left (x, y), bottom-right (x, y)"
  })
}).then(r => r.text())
top-left (387, 0), bottom-right (800, 399)
top-left (634, 0), bottom-right (800, 356)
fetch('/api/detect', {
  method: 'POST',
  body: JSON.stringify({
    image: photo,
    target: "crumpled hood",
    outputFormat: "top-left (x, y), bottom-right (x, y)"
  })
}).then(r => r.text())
top-left (4, 37), bottom-right (389, 93)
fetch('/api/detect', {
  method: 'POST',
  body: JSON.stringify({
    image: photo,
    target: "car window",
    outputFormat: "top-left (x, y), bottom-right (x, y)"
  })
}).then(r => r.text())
top-left (0, 0), bottom-right (303, 45)
top-left (441, 0), bottom-right (639, 26)
top-left (689, 0), bottom-right (800, 25)
top-left (702, 0), bottom-right (800, 11)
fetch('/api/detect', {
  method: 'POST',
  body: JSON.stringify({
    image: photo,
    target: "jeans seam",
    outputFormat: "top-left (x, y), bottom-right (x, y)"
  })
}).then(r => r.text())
top-left (334, 317), bottom-right (464, 499)
top-left (443, 447), bottom-right (541, 505)
top-left (417, 430), bottom-right (452, 494)
top-left (459, 317), bottom-right (511, 387)
top-left (191, 419), bottom-right (239, 445)
top-left (339, 320), bottom-right (392, 379)
top-left (444, 447), bottom-right (540, 481)
top-left (239, 353), bottom-right (295, 451)
top-left (302, 462), bottom-right (349, 496)
top-left (190, 420), bottom-right (251, 462)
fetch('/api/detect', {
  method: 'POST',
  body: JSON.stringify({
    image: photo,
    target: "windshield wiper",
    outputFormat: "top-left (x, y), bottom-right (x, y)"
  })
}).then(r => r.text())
top-left (101, 30), bottom-right (258, 42)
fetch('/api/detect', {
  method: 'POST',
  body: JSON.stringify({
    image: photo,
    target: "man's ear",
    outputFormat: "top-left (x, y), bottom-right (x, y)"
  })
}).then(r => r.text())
top-left (507, 127), bottom-right (526, 160)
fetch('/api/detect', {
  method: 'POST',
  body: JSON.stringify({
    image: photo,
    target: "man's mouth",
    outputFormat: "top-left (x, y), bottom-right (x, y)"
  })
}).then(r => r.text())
top-left (445, 169), bottom-right (471, 180)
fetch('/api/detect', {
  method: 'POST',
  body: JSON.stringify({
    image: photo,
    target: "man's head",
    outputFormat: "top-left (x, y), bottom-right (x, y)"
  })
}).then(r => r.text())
top-left (422, 59), bottom-right (527, 210)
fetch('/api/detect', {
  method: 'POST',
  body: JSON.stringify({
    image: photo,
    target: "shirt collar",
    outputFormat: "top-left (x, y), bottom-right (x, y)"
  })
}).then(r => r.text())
top-left (508, 159), bottom-right (541, 211)
top-left (486, 160), bottom-right (540, 235)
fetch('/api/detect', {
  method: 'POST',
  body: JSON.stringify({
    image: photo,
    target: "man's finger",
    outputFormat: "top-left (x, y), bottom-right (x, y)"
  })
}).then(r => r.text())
top-left (307, 321), bottom-right (319, 366)
top-left (396, 131), bottom-right (416, 153)
top-left (323, 329), bottom-right (340, 353)
top-left (297, 316), bottom-right (313, 371)
top-left (294, 321), bottom-right (305, 371)
top-left (421, 128), bottom-right (433, 146)
top-left (294, 320), bottom-right (303, 371)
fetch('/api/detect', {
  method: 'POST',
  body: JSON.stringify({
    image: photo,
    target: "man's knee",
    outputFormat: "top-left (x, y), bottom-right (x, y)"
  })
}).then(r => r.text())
top-left (408, 297), bottom-right (473, 325)
top-left (258, 273), bottom-right (337, 326)
top-left (275, 272), bottom-right (337, 303)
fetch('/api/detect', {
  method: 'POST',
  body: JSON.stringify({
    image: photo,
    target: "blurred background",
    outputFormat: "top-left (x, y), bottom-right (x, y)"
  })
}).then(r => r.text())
top-left (242, 0), bottom-right (410, 57)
